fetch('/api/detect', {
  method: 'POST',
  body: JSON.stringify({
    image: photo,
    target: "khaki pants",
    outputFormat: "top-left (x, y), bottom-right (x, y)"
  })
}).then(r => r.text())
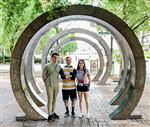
top-left (46, 86), bottom-right (59, 114)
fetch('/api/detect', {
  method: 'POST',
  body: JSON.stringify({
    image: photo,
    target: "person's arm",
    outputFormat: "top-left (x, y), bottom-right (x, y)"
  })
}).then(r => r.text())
top-left (70, 69), bottom-right (77, 80)
top-left (59, 68), bottom-right (66, 79)
top-left (87, 69), bottom-right (91, 86)
top-left (42, 66), bottom-right (46, 82)
top-left (87, 75), bottom-right (91, 86)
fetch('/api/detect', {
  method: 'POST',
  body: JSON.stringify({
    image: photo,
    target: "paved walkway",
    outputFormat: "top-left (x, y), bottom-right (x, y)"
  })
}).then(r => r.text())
top-left (0, 64), bottom-right (150, 127)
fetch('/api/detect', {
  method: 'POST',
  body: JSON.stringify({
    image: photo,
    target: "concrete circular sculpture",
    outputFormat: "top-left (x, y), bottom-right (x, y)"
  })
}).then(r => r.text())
top-left (52, 36), bottom-right (105, 82)
top-left (110, 55), bottom-right (136, 105)
top-left (22, 37), bottom-right (43, 94)
top-left (41, 28), bottom-right (112, 85)
top-left (10, 5), bottom-right (146, 120)
top-left (20, 42), bottom-right (46, 107)
top-left (23, 25), bottom-right (129, 103)
top-left (23, 27), bottom-right (129, 110)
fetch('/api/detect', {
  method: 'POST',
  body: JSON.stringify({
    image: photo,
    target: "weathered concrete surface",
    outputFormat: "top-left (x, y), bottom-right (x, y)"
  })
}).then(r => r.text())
top-left (10, 12), bottom-right (49, 120)
top-left (109, 69), bottom-right (133, 105)
top-left (20, 45), bottom-right (46, 107)
top-left (23, 43), bottom-right (43, 94)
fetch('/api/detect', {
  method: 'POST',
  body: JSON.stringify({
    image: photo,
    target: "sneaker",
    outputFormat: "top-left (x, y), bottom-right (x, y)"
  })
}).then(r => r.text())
top-left (79, 112), bottom-right (83, 118)
top-left (52, 112), bottom-right (60, 119)
top-left (86, 113), bottom-right (90, 119)
top-left (64, 112), bottom-right (70, 118)
top-left (71, 112), bottom-right (76, 118)
top-left (47, 115), bottom-right (53, 121)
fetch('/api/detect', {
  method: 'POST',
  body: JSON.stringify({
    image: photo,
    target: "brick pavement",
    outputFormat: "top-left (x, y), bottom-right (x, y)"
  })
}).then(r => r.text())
top-left (0, 67), bottom-right (150, 127)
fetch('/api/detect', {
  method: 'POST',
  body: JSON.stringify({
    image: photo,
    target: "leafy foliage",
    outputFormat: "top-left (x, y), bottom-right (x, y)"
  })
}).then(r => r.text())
top-left (59, 42), bottom-right (77, 56)
top-left (0, 0), bottom-right (43, 54)
top-left (113, 49), bottom-right (122, 63)
top-left (144, 51), bottom-right (150, 59)
top-left (101, 0), bottom-right (150, 34)
top-left (0, 0), bottom-right (149, 58)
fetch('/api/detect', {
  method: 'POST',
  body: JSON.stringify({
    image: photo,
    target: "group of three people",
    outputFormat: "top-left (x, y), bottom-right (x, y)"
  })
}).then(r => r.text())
top-left (42, 53), bottom-right (91, 121)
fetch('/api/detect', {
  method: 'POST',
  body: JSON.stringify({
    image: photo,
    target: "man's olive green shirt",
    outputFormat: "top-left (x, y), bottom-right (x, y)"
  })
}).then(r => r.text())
top-left (43, 63), bottom-right (61, 88)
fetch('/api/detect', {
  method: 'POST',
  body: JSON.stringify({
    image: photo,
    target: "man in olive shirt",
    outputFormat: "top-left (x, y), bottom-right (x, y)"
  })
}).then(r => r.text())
top-left (42, 53), bottom-right (61, 121)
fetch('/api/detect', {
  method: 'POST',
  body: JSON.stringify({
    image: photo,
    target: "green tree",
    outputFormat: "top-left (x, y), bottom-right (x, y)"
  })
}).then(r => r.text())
top-left (0, 0), bottom-right (150, 58)
top-left (60, 42), bottom-right (78, 56)
top-left (0, 0), bottom-right (43, 55)
top-left (101, 0), bottom-right (150, 34)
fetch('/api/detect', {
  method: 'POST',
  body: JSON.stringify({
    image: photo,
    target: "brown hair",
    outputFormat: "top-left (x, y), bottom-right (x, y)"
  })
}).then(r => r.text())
top-left (77, 59), bottom-right (87, 74)
top-left (51, 53), bottom-right (59, 57)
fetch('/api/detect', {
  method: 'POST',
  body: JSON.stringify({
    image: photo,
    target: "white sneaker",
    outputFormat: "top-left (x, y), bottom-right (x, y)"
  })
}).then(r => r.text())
top-left (86, 113), bottom-right (90, 119)
top-left (79, 112), bottom-right (83, 118)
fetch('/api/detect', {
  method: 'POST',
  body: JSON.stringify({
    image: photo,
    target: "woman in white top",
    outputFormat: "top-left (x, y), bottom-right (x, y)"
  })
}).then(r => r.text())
top-left (76, 59), bottom-right (91, 119)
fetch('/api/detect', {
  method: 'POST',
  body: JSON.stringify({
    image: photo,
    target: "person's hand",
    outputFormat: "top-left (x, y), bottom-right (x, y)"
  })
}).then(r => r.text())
top-left (66, 77), bottom-right (71, 80)
top-left (79, 83), bottom-right (83, 86)
top-left (66, 75), bottom-right (71, 80)
top-left (88, 82), bottom-right (91, 87)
